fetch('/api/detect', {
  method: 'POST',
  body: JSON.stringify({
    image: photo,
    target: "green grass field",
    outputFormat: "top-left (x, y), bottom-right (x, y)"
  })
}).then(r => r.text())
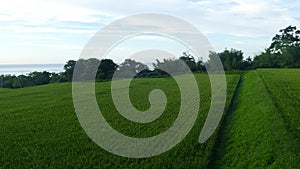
top-left (258, 69), bottom-right (300, 138)
top-left (0, 74), bottom-right (240, 168)
top-left (1, 70), bottom-right (299, 168)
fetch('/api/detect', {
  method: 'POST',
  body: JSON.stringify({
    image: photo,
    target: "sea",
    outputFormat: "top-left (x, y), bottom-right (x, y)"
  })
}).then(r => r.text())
top-left (0, 64), bottom-right (65, 76)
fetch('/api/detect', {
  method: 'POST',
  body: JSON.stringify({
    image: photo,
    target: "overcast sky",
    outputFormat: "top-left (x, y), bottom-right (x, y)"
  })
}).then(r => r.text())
top-left (0, 0), bottom-right (299, 64)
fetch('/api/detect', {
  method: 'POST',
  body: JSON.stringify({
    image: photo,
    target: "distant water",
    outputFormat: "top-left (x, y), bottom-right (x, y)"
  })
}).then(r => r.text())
top-left (0, 64), bottom-right (64, 76)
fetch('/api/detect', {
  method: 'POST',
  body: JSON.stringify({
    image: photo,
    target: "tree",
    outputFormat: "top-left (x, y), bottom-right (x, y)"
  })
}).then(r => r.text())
top-left (13, 75), bottom-right (31, 88)
top-left (153, 58), bottom-right (187, 75)
top-left (179, 52), bottom-right (198, 72)
top-left (81, 58), bottom-right (100, 81)
top-left (64, 58), bottom-right (118, 81)
top-left (208, 49), bottom-right (244, 71)
top-left (63, 60), bottom-right (76, 81)
top-left (197, 60), bottom-right (206, 72)
top-left (116, 59), bottom-right (149, 78)
top-left (28, 71), bottom-right (51, 85)
top-left (97, 59), bottom-right (118, 80)
top-left (240, 56), bottom-right (252, 70)
top-left (221, 49), bottom-right (243, 70)
top-left (253, 25), bottom-right (300, 68)
top-left (281, 46), bottom-right (300, 68)
top-left (0, 75), bottom-right (17, 88)
top-left (50, 73), bottom-right (66, 82)
top-left (269, 25), bottom-right (300, 54)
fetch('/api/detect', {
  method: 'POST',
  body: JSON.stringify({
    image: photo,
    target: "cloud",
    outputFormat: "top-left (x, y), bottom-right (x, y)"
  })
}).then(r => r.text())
top-left (0, 25), bottom-right (97, 34)
top-left (21, 42), bottom-right (83, 50)
top-left (1, 0), bottom-right (299, 37)
top-left (0, 0), bottom-right (114, 24)
top-left (96, 0), bottom-right (299, 36)
top-left (0, 0), bottom-right (299, 64)
top-left (11, 35), bottom-right (61, 40)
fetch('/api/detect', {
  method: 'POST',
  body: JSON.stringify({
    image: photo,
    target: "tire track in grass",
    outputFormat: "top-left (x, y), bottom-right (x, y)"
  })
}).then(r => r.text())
top-left (257, 69), bottom-right (300, 139)
top-left (209, 70), bottom-right (300, 169)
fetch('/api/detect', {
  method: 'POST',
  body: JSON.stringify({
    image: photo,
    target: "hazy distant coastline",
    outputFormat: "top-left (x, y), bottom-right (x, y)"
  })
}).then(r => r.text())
top-left (0, 64), bottom-right (64, 76)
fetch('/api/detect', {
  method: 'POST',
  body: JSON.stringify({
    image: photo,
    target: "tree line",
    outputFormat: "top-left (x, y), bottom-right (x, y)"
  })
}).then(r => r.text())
top-left (1, 25), bottom-right (299, 88)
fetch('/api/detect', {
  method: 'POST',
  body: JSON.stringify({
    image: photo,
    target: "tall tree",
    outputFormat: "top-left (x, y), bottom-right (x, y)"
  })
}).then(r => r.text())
top-left (269, 25), bottom-right (300, 54)
top-left (63, 60), bottom-right (76, 81)
top-left (253, 25), bottom-right (300, 68)
top-left (97, 59), bottom-right (118, 80)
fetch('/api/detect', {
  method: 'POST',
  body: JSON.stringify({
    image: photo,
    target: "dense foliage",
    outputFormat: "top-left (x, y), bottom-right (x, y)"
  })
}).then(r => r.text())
top-left (253, 25), bottom-right (300, 68)
top-left (207, 49), bottom-right (252, 71)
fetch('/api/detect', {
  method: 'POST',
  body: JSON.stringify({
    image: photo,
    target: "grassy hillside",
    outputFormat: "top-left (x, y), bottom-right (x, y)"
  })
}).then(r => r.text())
top-left (0, 74), bottom-right (240, 168)
top-left (210, 71), bottom-right (300, 168)
top-left (1, 69), bottom-right (299, 169)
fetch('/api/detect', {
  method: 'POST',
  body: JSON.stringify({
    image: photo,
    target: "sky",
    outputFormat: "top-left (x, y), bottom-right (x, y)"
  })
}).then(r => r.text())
top-left (0, 0), bottom-right (299, 64)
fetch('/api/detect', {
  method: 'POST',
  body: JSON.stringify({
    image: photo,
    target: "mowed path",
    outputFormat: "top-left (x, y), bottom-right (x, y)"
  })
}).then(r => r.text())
top-left (210, 71), bottom-right (300, 169)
